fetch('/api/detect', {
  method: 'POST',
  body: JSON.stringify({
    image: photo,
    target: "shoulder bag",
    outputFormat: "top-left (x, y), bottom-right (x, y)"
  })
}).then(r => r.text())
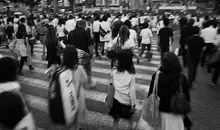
top-left (170, 75), bottom-right (191, 115)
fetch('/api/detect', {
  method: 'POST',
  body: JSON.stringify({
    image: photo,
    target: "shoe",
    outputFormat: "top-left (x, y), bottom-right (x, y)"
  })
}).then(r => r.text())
top-left (29, 66), bottom-right (35, 71)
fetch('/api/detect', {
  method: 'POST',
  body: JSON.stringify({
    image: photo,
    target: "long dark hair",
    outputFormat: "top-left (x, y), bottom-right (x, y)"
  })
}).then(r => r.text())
top-left (117, 49), bottom-right (135, 74)
top-left (118, 25), bottom-right (130, 46)
top-left (62, 45), bottom-right (79, 70)
top-left (45, 25), bottom-right (57, 42)
top-left (16, 24), bottom-right (27, 39)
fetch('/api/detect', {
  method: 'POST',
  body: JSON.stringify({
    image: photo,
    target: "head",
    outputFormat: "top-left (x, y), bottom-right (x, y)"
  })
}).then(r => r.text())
top-left (20, 17), bottom-right (25, 24)
top-left (46, 25), bottom-right (57, 41)
top-left (118, 25), bottom-right (130, 45)
top-left (62, 45), bottom-right (79, 69)
top-left (160, 52), bottom-right (182, 74)
top-left (191, 26), bottom-right (200, 35)
top-left (124, 20), bottom-right (132, 29)
top-left (76, 20), bottom-right (86, 29)
top-left (58, 18), bottom-right (65, 25)
top-left (143, 22), bottom-right (149, 29)
top-left (102, 15), bottom-right (108, 22)
top-left (0, 57), bottom-right (17, 83)
top-left (188, 18), bottom-right (195, 26)
top-left (0, 92), bottom-right (26, 129)
top-left (16, 24), bottom-right (26, 38)
top-left (117, 49), bottom-right (135, 74)
top-left (69, 14), bottom-right (73, 20)
top-left (94, 15), bottom-right (100, 21)
top-left (163, 18), bottom-right (169, 26)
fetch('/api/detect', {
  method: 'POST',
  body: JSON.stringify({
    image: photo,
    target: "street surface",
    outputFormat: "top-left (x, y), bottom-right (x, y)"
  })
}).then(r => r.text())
top-left (0, 34), bottom-right (220, 130)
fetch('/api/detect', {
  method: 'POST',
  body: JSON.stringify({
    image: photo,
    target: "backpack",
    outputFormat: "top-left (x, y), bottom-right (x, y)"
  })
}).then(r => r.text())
top-left (48, 67), bottom-right (79, 126)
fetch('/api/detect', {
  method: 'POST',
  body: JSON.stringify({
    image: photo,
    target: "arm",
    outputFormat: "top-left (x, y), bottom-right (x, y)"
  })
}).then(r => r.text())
top-left (129, 76), bottom-right (136, 107)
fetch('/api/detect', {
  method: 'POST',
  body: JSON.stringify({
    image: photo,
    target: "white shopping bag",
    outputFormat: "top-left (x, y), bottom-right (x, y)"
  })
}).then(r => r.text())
top-left (59, 69), bottom-right (79, 126)
top-left (174, 48), bottom-right (179, 56)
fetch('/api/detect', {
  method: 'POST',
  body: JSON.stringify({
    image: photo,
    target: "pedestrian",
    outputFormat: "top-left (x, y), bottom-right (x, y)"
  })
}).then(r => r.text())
top-left (36, 20), bottom-right (47, 60)
top-left (0, 57), bottom-right (35, 130)
top-left (109, 25), bottom-right (139, 68)
top-left (45, 25), bottom-right (61, 69)
top-left (100, 15), bottom-right (111, 56)
top-left (139, 22), bottom-right (153, 61)
top-left (210, 28), bottom-right (220, 86)
top-left (180, 18), bottom-right (195, 67)
top-left (157, 18), bottom-right (174, 60)
top-left (26, 19), bottom-right (36, 55)
top-left (56, 18), bottom-right (68, 45)
top-left (92, 15), bottom-right (101, 58)
top-left (186, 26), bottom-right (205, 89)
top-left (16, 23), bottom-right (34, 75)
top-left (108, 49), bottom-right (136, 130)
top-left (123, 19), bottom-right (137, 45)
top-left (67, 20), bottom-right (96, 89)
top-left (200, 20), bottom-right (218, 68)
top-left (61, 45), bottom-right (88, 130)
top-left (148, 52), bottom-right (190, 130)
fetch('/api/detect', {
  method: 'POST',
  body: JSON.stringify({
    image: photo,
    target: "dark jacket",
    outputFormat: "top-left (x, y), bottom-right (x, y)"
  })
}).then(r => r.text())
top-left (180, 25), bottom-right (194, 45)
top-left (45, 38), bottom-right (60, 64)
top-left (67, 27), bottom-right (93, 54)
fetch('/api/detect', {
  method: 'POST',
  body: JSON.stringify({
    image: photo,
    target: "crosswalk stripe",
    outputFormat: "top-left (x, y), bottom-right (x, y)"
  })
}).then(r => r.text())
top-left (21, 65), bottom-right (150, 93)
top-left (18, 71), bottom-right (147, 109)
top-left (23, 93), bottom-right (151, 130)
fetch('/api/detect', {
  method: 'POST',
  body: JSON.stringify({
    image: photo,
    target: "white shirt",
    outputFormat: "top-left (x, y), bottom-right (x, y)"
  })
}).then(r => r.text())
top-left (214, 35), bottom-right (220, 50)
top-left (56, 25), bottom-right (65, 37)
top-left (129, 29), bottom-right (137, 44)
top-left (140, 28), bottom-right (153, 44)
top-left (93, 20), bottom-right (100, 33)
top-left (65, 19), bottom-right (76, 32)
top-left (112, 70), bottom-right (136, 106)
top-left (109, 37), bottom-right (135, 50)
top-left (51, 18), bottom-right (58, 27)
top-left (201, 26), bottom-right (217, 43)
top-left (100, 21), bottom-right (110, 42)
top-left (121, 16), bottom-right (128, 22)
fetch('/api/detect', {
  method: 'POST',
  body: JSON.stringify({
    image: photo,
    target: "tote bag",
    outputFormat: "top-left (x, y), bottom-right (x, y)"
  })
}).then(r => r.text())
top-left (142, 71), bottom-right (160, 127)
top-left (59, 69), bottom-right (79, 126)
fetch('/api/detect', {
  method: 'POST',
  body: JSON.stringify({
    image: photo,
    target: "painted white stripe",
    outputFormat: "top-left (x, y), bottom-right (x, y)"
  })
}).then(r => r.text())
top-left (19, 76), bottom-right (145, 110)
top-left (0, 48), bottom-right (160, 70)
top-left (21, 66), bottom-right (150, 93)
top-left (24, 94), bottom-right (151, 130)
top-left (93, 60), bottom-right (158, 71)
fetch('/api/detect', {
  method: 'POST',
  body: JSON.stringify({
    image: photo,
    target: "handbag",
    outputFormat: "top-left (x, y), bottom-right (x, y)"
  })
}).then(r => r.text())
top-left (142, 71), bottom-right (160, 127)
top-left (105, 69), bottom-right (115, 109)
top-left (106, 37), bottom-right (121, 59)
top-left (170, 75), bottom-right (191, 115)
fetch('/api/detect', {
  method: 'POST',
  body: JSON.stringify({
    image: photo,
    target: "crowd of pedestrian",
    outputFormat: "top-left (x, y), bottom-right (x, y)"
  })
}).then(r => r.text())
top-left (0, 10), bottom-right (219, 130)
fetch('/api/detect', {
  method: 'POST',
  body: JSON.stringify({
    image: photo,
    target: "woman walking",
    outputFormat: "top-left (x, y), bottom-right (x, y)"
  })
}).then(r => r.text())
top-left (148, 52), bottom-right (191, 130)
top-left (16, 23), bottom-right (34, 75)
top-left (108, 49), bottom-right (136, 130)
top-left (45, 25), bottom-right (61, 68)
top-left (56, 18), bottom-right (68, 45)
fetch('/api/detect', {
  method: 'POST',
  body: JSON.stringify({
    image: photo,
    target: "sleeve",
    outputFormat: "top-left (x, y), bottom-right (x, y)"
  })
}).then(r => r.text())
top-left (148, 73), bottom-right (156, 97)
top-left (149, 30), bottom-right (153, 37)
top-left (78, 66), bottom-right (88, 84)
top-left (129, 76), bottom-right (136, 106)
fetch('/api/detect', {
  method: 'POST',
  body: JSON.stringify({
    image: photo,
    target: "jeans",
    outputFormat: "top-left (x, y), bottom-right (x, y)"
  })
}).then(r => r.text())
top-left (93, 32), bottom-right (100, 56)
top-left (139, 44), bottom-right (151, 58)
top-left (187, 57), bottom-right (199, 88)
